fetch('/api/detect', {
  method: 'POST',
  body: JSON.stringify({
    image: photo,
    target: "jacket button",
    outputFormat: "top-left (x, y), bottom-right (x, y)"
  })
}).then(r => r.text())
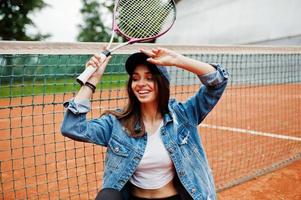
top-left (191, 188), bottom-right (196, 193)
top-left (114, 147), bottom-right (120, 153)
top-left (179, 171), bottom-right (185, 176)
top-left (168, 147), bottom-right (174, 154)
top-left (221, 69), bottom-right (229, 78)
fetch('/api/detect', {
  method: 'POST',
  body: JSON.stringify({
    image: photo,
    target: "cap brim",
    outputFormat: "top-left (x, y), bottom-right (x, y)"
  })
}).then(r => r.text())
top-left (125, 52), bottom-right (170, 83)
top-left (125, 52), bottom-right (158, 75)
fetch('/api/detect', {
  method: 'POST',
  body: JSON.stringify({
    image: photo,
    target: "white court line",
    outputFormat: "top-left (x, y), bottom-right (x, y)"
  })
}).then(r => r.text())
top-left (200, 124), bottom-right (301, 142)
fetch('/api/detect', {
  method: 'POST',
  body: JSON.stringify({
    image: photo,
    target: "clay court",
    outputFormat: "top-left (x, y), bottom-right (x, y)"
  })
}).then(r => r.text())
top-left (218, 159), bottom-right (301, 200)
top-left (1, 83), bottom-right (300, 199)
top-left (0, 43), bottom-right (300, 199)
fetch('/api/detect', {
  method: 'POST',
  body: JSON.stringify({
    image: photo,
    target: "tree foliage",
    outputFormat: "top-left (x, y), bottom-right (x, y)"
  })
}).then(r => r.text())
top-left (0, 0), bottom-right (50, 40)
top-left (77, 0), bottom-right (118, 42)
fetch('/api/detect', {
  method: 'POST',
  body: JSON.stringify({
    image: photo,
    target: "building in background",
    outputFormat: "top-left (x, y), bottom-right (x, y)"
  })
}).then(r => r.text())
top-left (159, 0), bottom-right (301, 45)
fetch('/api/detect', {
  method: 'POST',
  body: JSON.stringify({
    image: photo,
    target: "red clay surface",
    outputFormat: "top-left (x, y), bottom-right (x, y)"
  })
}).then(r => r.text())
top-left (218, 159), bottom-right (301, 200)
top-left (0, 84), bottom-right (300, 199)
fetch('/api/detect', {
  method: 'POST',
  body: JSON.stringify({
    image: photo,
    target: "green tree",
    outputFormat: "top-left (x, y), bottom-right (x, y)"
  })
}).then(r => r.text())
top-left (0, 0), bottom-right (51, 40)
top-left (77, 0), bottom-right (118, 42)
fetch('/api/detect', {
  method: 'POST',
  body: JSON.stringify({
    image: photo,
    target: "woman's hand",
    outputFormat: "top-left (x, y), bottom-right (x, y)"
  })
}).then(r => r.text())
top-left (141, 47), bottom-right (216, 75)
top-left (140, 47), bottom-right (182, 67)
top-left (85, 50), bottom-right (112, 85)
top-left (74, 49), bottom-right (111, 100)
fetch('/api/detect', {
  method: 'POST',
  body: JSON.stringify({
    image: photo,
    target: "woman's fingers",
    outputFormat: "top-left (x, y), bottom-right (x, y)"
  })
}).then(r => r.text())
top-left (95, 56), bottom-right (112, 74)
top-left (140, 49), bottom-right (156, 57)
top-left (151, 48), bottom-right (161, 54)
top-left (146, 57), bottom-right (160, 65)
top-left (92, 57), bottom-right (100, 65)
top-left (86, 44), bottom-right (108, 68)
top-left (86, 59), bottom-right (97, 68)
top-left (101, 56), bottom-right (112, 67)
top-left (93, 54), bottom-right (101, 61)
top-left (141, 47), bottom-right (169, 58)
top-left (86, 55), bottom-right (102, 68)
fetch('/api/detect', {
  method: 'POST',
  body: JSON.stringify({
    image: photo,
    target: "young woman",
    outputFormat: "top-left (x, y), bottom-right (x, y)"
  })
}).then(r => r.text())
top-left (61, 47), bottom-right (229, 200)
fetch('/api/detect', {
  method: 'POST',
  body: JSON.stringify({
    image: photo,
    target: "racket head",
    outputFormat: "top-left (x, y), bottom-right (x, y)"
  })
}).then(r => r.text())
top-left (113, 0), bottom-right (176, 43)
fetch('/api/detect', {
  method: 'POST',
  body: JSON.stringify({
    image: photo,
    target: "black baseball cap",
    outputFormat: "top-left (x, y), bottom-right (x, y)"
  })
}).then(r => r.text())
top-left (125, 52), bottom-right (170, 83)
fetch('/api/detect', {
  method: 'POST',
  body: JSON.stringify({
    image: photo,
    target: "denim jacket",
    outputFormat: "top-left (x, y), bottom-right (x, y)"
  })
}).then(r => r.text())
top-left (61, 64), bottom-right (229, 200)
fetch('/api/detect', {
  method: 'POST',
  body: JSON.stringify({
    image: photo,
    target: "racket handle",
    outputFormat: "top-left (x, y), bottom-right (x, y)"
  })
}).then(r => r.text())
top-left (76, 50), bottom-right (111, 86)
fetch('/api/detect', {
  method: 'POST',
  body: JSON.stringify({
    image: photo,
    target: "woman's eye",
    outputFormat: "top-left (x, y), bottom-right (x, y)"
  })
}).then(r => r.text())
top-left (146, 76), bottom-right (154, 81)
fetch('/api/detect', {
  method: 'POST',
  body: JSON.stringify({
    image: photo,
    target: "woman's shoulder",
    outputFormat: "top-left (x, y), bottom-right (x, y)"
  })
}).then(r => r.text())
top-left (168, 98), bottom-right (185, 110)
top-left (168, 98), bottom-right (184, 115)
top-left (95, 110), bottom-right (122, 126)
top-left (101, 108), bottom-right (123, 118)
top-left (168, 98), bottom-right (178, 105)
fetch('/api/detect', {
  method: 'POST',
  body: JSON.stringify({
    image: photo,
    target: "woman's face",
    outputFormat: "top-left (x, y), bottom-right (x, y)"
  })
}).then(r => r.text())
top-left (131, 64), bottom-right (158, 105)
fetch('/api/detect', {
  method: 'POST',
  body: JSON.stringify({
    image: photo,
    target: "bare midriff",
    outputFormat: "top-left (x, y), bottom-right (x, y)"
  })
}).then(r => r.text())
top-left (131, 179), bottom-right (178, 198)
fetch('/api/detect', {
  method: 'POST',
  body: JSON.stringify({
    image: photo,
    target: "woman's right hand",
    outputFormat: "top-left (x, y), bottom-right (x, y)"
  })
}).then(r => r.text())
top-left (85, 53), bottom-right (112, 85)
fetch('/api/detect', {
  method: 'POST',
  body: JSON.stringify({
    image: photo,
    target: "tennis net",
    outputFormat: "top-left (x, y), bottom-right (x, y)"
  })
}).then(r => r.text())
top-left (0, 42), bottom-right (300, 199)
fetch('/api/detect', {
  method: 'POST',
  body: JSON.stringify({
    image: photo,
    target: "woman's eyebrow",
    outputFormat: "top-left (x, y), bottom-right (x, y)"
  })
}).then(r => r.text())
top-left (132, 71), bottom-right (152, 75)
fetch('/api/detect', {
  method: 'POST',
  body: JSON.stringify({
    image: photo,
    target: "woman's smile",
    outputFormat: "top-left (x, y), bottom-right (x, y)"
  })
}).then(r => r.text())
top-left (132, 65), bottom-right (158, 103)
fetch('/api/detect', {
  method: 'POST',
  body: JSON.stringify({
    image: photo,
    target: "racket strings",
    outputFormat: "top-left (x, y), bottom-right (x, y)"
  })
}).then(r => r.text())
top-left (129, 4), bottom-right (173, 38)
top-left (117, 2), bottom-right (154, 38)
top-left (116, 0), bottom-right (175, 39)
top-left (141, 3), bottom-right (174, 36)
top-left (128, 1), bottom-right (173, 37)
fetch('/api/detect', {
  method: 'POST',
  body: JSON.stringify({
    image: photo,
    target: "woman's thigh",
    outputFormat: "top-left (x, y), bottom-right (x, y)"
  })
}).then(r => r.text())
top-left (95, 188), bottom-right (123, 200)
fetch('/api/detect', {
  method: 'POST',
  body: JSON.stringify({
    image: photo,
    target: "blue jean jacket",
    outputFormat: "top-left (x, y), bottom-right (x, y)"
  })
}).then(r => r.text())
top-left (61, 64), bottom-right (228, 200)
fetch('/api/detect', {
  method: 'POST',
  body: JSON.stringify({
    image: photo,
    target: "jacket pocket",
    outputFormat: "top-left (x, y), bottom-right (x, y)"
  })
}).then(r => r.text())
top-left (177, 127), bottom-right (205, 161)
top-left (106, 136), bottom-right (131, 169)
top-left (177, 128), bottom-right (193, 158)
top-left (178, 129), bottom-right (190, 146)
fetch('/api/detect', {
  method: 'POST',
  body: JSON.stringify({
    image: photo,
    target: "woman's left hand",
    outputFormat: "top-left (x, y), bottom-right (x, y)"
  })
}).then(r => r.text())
top-left (140, 48), bottom-right (182, 67)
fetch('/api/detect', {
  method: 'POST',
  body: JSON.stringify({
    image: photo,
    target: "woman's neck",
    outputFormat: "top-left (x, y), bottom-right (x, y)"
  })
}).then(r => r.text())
top-left (140, 103), bottom-right (162, 123)
top-left (140, 104), bottom-right (163, 135)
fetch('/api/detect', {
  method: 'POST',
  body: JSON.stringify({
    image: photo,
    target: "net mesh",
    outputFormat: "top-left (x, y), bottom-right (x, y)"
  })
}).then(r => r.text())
top-left (0, 42), bottom-right (301, 199)
top-left (116, 0), bottom-right (176, 39)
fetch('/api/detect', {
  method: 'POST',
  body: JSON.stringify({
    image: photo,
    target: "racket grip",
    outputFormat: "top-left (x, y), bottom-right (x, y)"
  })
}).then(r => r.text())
top-left (76, 50), bottom-right (111, 86)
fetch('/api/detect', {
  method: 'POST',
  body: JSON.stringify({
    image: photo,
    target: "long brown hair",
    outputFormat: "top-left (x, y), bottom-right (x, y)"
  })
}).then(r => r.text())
top-left (103, 65), bottom-right (170, 137)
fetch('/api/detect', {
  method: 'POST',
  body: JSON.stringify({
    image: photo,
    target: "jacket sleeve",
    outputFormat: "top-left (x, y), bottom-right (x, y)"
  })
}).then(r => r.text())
top-left (175, 64), bottom-right (229, 126)
top-left (60, 99), bottom-right (113, 147)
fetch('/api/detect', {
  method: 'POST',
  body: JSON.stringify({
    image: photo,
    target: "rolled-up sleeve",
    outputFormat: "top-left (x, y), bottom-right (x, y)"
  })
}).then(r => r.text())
top-left (63, 98), bottom-right (91, 114)
top-left (198, 63), bottom-right (229, 87)
top-left (60, 99), bottom-right (112, 146)
top-left (176, 64), bottom-right (229, 126)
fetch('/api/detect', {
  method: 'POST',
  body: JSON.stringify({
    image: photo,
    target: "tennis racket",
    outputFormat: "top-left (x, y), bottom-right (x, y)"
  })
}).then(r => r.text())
top-left (77, 0), bottom-right (177, 85)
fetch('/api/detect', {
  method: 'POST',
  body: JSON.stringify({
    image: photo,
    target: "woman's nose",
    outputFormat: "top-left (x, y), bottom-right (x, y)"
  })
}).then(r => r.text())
top-left (137, 79), bottom-right (147, 86)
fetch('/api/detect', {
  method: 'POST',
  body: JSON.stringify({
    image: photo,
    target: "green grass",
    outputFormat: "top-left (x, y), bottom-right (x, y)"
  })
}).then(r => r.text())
top-left (0, 74), bottom-right (128, 98)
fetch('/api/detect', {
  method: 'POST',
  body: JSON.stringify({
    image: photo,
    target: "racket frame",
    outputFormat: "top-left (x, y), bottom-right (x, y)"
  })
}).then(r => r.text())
top-left (76, 0), bottom-right (176, 85)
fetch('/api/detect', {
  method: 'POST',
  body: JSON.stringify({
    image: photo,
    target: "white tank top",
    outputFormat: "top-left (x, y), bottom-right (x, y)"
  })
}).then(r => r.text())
top-left (130, 121), bottom-right (175, 189)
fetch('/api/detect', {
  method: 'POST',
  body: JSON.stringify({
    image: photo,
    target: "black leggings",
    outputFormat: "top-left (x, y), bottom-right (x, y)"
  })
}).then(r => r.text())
top-left (95, 188), bottom-right (123, 200)
top-left (129, 194), bottom-right (181, 200)
top-left (95, 188), bottom-right (181, 200)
